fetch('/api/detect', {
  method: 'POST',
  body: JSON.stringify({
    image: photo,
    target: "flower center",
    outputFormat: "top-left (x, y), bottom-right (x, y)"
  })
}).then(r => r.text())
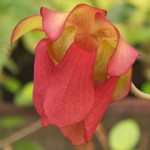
top-left (74, 32), bottom-right (99, 52)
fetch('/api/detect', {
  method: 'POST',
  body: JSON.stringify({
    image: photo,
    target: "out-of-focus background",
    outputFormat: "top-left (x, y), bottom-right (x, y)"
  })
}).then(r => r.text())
top-left (0, 0), bottom-right (150, 150)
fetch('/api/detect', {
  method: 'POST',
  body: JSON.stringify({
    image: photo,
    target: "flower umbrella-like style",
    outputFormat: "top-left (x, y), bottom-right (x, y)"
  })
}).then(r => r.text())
top-left (11, 4), bottom-right (139, 145)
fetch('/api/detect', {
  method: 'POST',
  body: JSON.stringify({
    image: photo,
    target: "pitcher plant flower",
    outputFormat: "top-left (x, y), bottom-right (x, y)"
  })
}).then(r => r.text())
top-left (11, 4), bottom-right (140, 145)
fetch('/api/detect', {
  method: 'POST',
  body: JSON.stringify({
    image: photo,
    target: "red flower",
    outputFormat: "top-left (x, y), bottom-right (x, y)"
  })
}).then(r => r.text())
top-left (11, 4), bottom-right (139, 145)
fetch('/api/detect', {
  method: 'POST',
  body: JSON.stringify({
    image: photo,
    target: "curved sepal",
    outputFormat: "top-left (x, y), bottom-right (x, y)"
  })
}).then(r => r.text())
top-left (108, 37), bottom-right (139, 76)
top-left (11, 15), bottom-right (43, 44)
top-left (40, 7), bottom-right (69, 41)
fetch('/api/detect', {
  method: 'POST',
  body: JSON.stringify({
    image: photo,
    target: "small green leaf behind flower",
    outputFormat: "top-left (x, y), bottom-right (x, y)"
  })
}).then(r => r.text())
top-left (13, 139), bottom-right (45, 150)
top-left (0, 116), bottom-right (25, 128)
top-left (14, 82), bottom-right (33, 107)
top-left (108, 119), bottom-right (141, 150)
top-left (2, 77), bottom-right (22, 94)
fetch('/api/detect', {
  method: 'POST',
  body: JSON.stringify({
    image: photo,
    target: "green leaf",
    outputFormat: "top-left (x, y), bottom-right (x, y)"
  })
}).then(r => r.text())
top-left (127, 27), bottom-right (150, 44)
top-left (129, 0), bottom-right (150, 11)
top-left (0, 116), bottom-right (25, 128)
top-left (108, 3), bottom-right (136, 23)
top-left (2, 77), bottom-right (22, 93)
top-left (47, 0), bottom-right (94, 11)
top-left (94, 0), bottom-right (117, 9)
top-left (13, 139), bottom-right (45, 150)
top-left (141, 81), bottom-right (150, 94)
top-left (3, 58), bottom-right (19, 74)
top-left (109, 119), bottom-right (141, 150)
top-left (14, 82), bottom-right (33, 107)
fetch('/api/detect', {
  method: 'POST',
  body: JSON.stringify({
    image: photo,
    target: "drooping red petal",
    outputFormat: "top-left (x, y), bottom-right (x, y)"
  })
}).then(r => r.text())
top-left (33, 39), bottom-right (54, 118)
top-left (61, 122), bottom-right (85, 145)
top-left (43, 43), bottom-right (96, 127)
top-left (108, 37), bottom-right (139, 76)
top-left (84, 76), bottom-right (119, 142)
top-left (92, 12), bottom-right (118, 83)
top-left (111, 68), bottom-right (132, 103)
top-left (60, 77), bottom-right (119, 145)
top-left (41, 117), bottom-right (50, 128)
top-left (40, 7), bottom-right (69, 41)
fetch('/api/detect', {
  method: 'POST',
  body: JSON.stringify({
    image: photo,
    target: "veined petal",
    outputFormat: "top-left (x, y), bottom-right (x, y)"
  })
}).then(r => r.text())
top-left (40, 7), bottom-right (69, 41)
top-left (11, 15), bottom-right (43, 44)
top-left (92, 13), bottom-right (118, 83)
top-left (33, 39), bottom-right (54, 118)
top-left (60, 77), bottom-right (119, 145)
top-left (84, 76), bottom-right (119, 142)
top-left (67, 4), bottom-right (107, 33)
top-left (43, 43), bottom-right (96, 127)
top-left (108, 37), bottom-right (139, 76)
top-left (48, 26), bottom-right (76, 63)
top-left (111, 68), bottom-right (132, 103)
top-left (75, 33), bottom-right (98, 51)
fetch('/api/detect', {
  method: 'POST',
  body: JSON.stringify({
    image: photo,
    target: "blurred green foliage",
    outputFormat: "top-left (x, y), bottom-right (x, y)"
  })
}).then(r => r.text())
top-left (14, 82), bottom-right (33, 107)
top-left (108, 119), bottom-right (141, 150)
top-left (13, 139), bottom-right (45, 150)
top-left (2, 77), bottom-right (22, 94)
top-left (0, 116), bottom-right (25, 128)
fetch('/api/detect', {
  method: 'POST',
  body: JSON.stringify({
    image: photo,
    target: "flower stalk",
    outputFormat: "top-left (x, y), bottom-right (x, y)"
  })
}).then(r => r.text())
top-left (131, 83), bottom-right (150, 101)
